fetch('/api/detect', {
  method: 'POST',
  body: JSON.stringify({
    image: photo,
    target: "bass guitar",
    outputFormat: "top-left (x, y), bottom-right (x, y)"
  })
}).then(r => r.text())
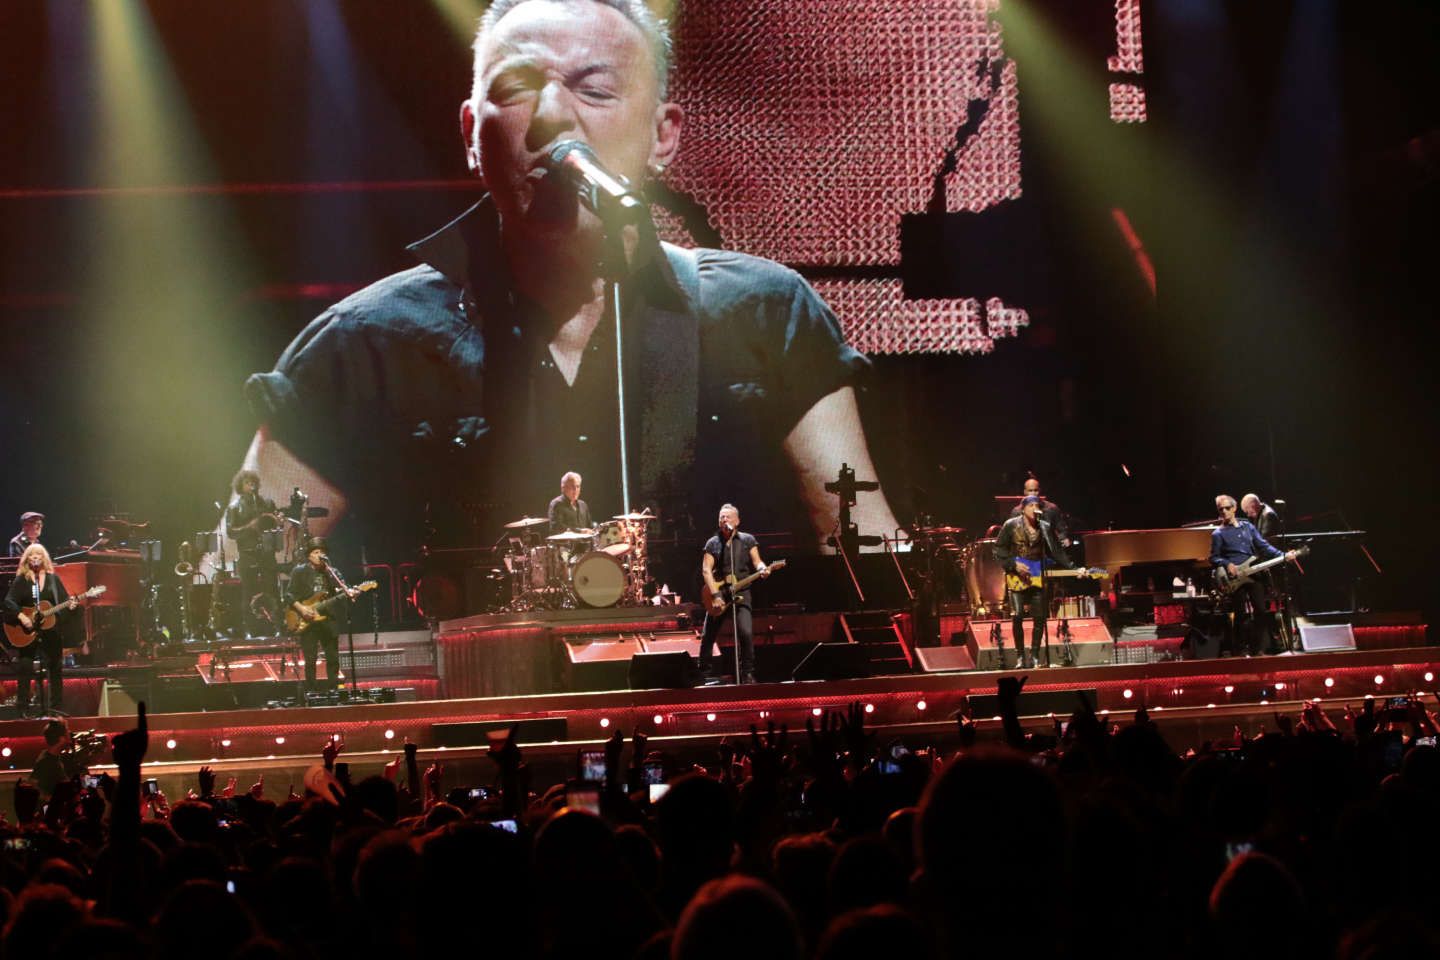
top-left (4, 586), bottom-right (108, 648)
top-left (1004, 558), bottom-right (1108, 593)
top-left (283, 581), bottom-right (377, 635)
top-left (1215, 544), bottom-right (1309, 595)
top-left (701, 560), bottom-right (787, 615)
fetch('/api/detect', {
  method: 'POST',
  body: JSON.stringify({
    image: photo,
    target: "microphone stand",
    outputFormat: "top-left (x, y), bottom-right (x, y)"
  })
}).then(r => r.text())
top-left (321, 558), bottom-right (361, 698)
top-left (600, 210), bottom-right (633, 519)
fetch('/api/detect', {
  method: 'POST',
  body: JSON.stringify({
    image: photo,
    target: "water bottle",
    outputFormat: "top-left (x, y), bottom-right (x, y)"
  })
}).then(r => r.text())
top-left (1185, 577), bottom-right (1196, 597)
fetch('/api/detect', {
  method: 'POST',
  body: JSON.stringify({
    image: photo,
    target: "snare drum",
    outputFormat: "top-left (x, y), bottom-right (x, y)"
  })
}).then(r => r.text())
top-left (570, 551), bottom-right (626, 608)
top-left (595, 521), bottom-right (631, 557)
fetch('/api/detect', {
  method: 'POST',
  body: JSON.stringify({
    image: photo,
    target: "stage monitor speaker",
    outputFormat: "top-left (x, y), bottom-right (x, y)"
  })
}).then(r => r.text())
top-left (629, 651), bottom-right (695, 689)
top-left (1298, 622), bottom-right (1356, 652)
top-left (916, 646), bottom-right (977, 673)
top-left (969, 688), bottom-right (1097, 718)
top-left (432, 717), bottom-right (568, 747)
top-left (791, 642), bottom-right (871, 681)
top-left (564, 636), bottom-right (643, 692)
top-left (966, 618), bottom-right (1113, 670)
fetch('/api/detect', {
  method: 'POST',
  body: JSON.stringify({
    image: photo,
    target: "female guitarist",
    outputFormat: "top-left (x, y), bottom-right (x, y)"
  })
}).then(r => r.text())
top-left (4, 544), bottom-right (73, 716)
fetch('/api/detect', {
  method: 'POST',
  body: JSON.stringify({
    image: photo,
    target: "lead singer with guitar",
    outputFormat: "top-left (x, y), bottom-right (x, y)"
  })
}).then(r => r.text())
top-left (285, 538), bottom-right (360, 692)
top-left (4, 545), bottom-right (71, 716)
top-left (700, 504), bottom-right (771, 685)
top-left (994, 496), bottom-right (1076, 669)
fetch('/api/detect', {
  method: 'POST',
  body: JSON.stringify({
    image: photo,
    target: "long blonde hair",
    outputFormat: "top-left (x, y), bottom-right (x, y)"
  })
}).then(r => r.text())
top-left (17, 544), bottom-right (54, 583)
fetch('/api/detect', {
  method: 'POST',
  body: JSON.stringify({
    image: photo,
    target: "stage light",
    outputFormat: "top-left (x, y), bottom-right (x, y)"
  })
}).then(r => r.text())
top-left (165, 739), bottom-right (177, 750)
top-left (384, 729), bottom-right (395, 740)
top-left (1365, 693), bottom-right (1375, 700)
top-left (599, 718), bottom-right (611, 728)
top-left (864, 703), bottom-right (875, 714)
top-left (992, 715), bottom-right (1002, 721)
top-left (1324, 678), bottom-right (1334, 688)
top-left (1122, 688), bottom-right (1133, 699)
top-left (1153, 706), bottom-right (1163, 711)
top-left (916, 700), bottom-right (927, 711)
top-left (812, 707), bottom-right (823, 717)
top-left (1274, 682), bottom-right (1286, 691)
top-left (1312, 697), bottom-right (1321, 703)
top-left (1099, 709), bottom-right (1110, 716)
top-left (221, 739), bottom-right (231, 748)
top-left (332, 733), bottom-right (341, 741)
top-left (706, 713), bottom-right (716, 722)
top-left (1, 747), bottom-right (11, 758)
top-left (653, 714), bottom-right (664, 726)
top-left (1261, 699), bottom-right (1269, 705)
top-left (759, 711), bottom-right (769, 719)
top-left (1374, 675), bottom-right (1385, 686)
top-left (1207, 703), bottom-right (1216, 709)
top-left (1177, 688), bottom-right (1184, 695)
top-left (275, 736), bottom-right (286, 745)
top-left (1224, 685), bottom-right (1235, 694)
top-left (1426, 672), bottom-right (1435, 683)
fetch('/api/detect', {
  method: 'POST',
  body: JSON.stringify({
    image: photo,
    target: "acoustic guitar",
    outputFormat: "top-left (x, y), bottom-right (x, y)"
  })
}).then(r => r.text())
top-left (283, 581), bottom-right (377, 635)
top-left (4, 585), bottom-right (107, 648)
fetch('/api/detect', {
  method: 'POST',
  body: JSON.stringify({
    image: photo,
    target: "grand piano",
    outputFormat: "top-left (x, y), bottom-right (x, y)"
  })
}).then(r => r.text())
top-left (1082, 527), bottom-right (1215, 591)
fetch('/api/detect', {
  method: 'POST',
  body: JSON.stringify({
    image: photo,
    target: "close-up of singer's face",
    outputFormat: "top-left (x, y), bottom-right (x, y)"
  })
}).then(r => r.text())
top-left (462, 0), bottom-right (681, 244)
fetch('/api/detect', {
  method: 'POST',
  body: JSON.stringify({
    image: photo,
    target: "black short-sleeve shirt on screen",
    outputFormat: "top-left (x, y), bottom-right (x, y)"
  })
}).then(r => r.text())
top-left (244, 199), bottom-right (866, 555)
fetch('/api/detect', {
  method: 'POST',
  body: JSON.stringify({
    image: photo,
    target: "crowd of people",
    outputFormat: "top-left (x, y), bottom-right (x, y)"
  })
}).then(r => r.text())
top-left (2, 681), bottom-right (1438, 959)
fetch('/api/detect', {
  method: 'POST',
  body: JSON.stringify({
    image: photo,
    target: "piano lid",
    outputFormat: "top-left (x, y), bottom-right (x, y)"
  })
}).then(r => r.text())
top-left (1082, 527), bottom-right (1214, 567)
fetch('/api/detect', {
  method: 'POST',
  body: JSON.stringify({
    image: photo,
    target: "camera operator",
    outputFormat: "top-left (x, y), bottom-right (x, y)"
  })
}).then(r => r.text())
top-left (31, 718), bottom-right (106, 797)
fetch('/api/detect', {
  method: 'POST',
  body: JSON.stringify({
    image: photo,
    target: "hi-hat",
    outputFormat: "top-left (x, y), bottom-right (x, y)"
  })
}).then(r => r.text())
top-left (612, 512), bottom-right (656, 521)
top-left (504, 516), bottom-right (550, 529)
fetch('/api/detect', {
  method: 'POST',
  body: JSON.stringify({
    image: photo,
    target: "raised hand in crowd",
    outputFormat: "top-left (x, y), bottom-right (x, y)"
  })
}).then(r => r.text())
top-left (197, 764), bottom-right (216, 798)
top-left (954, 694), bottom-right (977, 751)
top-left (323, 734), bottom-right (345, 770)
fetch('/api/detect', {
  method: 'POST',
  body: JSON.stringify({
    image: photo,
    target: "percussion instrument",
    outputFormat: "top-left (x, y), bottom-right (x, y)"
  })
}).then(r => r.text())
top-left (570, 551), bottom-right (626, 608)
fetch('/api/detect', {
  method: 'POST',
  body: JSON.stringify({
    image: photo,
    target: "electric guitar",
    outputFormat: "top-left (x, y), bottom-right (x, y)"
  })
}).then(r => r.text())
top-left (1215, 544), bottom-right (1309, 595)
top-left (1004, 558), bottom-right (1108, 593)
top-left (4, 586), bottom-right (107, 648)
top-left (702, 560), bottom-right (787, 615)
top-left (283, 581), bottom-right (377, 635)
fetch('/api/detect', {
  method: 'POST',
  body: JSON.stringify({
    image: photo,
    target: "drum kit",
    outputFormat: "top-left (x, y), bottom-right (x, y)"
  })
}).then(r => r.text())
top-left (911, 522), bottom-right (1008, 617)
top-left (500, 510), bottom-right (656, 610)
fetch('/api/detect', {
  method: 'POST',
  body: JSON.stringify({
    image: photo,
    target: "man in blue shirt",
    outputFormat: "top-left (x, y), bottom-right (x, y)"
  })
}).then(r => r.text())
top-left (1210, 494), bottom-right (1296, 655)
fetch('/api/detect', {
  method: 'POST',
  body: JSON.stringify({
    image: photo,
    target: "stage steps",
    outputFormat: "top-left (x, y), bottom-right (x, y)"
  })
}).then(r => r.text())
top-left (840, 611), bottom-right (914, 673)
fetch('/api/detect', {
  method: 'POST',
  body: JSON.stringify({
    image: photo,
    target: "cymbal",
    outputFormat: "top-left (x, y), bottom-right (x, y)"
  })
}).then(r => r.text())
top-left (915, 525), bottom-right (965, 535)
top-left (547, 530), bottom-right (594, 542)
top-left (504, 516), bottom-right (549, 529)
top-left (612, 512), bottom-right (656, 521)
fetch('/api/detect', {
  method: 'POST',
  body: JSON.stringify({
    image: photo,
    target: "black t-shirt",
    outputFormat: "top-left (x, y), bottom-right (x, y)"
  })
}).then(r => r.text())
top-left (244, 199), bottom-right (865, 557)
top-left (704, 531), bottom-right (759, 581)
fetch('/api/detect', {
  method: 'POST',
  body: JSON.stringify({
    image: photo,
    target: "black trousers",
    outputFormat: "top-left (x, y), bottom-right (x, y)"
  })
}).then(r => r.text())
top-left (236, 548), bottom-right (278, 636)
top-left (1010, 586), bottom-right (1046, 660)
top-left (297, 623), bottom-right (341, 689)
top-left (16, 633), bottom-right (63, 713)
top-left (700, 599), bottom-right (753, 678)
top-left (1225, 578), bottom-right (1276, 655)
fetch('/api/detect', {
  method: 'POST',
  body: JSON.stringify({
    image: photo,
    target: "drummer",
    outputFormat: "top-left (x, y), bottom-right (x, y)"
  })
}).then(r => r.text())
top-left (547, 471), bottom-right (593, 534)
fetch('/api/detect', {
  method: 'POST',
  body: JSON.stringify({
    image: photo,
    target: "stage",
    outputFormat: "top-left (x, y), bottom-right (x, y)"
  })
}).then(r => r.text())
top-left (1, 602), bottom-right (1431, 808)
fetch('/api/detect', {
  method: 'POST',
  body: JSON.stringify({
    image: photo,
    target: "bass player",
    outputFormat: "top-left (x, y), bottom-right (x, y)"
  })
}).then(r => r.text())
top-left (1210, 494), bottom-right (1296, 655)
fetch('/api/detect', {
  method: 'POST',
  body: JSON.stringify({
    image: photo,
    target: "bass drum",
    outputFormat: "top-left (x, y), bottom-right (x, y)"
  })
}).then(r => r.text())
top-left (570, 551), bottom-right (626, 608)
top-left (962, 538), bottom-right (1007, 613)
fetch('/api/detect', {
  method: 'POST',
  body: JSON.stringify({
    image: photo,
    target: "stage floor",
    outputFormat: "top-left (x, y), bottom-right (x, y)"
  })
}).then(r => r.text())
top-left (3, 643), bottom-right (1435, 807)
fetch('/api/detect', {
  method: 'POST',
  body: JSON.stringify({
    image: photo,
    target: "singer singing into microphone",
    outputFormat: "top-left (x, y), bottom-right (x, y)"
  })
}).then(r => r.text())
top-left (285, 538), bottom-right (359, 692)
top-left (232, 0), bottom-right (899, 560)
top-left (699, 504), bottom-right (770, 685)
